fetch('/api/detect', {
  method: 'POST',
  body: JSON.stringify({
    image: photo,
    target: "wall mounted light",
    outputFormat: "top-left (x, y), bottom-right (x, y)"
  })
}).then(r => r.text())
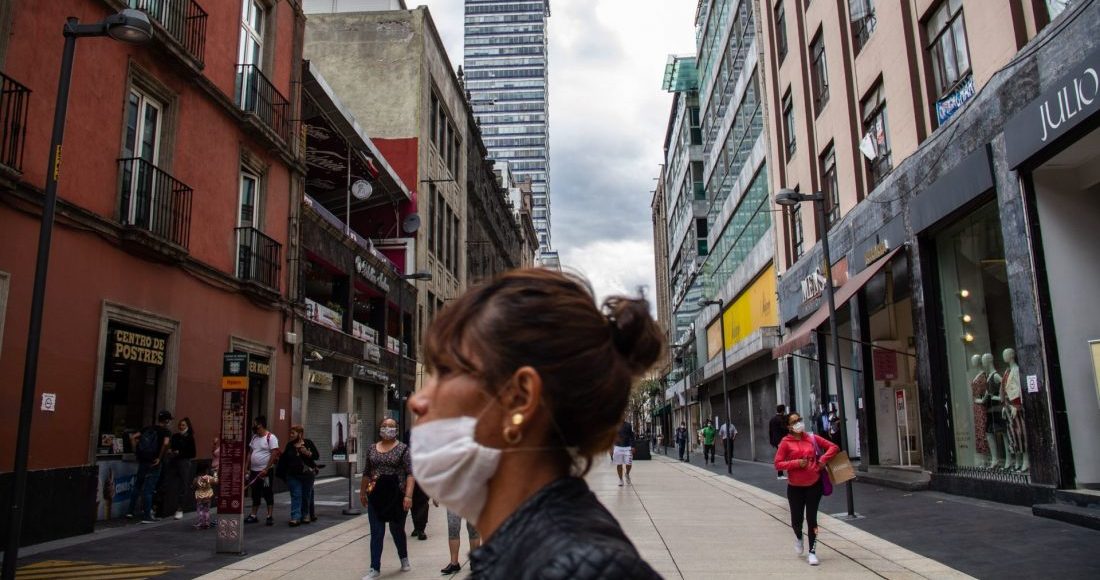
top-left (959, 289), bottom-right (971, 299)
top-left (963, 333), bottom-right (975, 343)
top-left (961, 314), bottom-right (972, 323)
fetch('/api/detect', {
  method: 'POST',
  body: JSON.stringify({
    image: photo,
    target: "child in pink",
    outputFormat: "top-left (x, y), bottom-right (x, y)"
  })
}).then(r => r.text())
top-left (193, 465), bottom-right (218, 529)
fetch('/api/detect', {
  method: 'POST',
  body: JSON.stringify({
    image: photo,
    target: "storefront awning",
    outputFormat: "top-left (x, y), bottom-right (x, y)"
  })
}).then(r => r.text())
top-left (772, 246), bottom-right (904, 359)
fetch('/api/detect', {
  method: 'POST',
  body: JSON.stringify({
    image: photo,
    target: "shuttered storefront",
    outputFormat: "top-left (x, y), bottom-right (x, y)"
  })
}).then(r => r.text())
top-left (307, 382), bottom-right (338, 478)
top-left (354, 381), bottom-right (379, 469)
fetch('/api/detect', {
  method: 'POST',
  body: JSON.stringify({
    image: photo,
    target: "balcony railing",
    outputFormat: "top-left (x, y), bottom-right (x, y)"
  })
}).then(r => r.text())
top-left (235, 65), bottom-right (290, 143)
top-left (236, 227), bottom-right (281, 290)
top-left (118, 157), bottom-right (193, 249)
top-left (867, 151), bottom-right (893, 190)
top-left (0, 71), bottom-right (30, 172)
top-left (129, 0), bottom-right (208, 65)
top-left (851, 14), bottom-right (877, 54)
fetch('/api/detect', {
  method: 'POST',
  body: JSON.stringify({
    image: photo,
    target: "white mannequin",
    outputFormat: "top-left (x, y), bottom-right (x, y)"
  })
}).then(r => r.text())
top-left (980, 353), bottom-right (1004, 468)
top-left (1001, 348), bottom-right (1028, 472)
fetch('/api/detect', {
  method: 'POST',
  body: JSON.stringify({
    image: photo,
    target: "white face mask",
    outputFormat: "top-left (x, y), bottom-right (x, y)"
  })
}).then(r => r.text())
top-left (411, 416), bottom-right (502, 524)
top-left (791, 422), bottom-right (805, 434)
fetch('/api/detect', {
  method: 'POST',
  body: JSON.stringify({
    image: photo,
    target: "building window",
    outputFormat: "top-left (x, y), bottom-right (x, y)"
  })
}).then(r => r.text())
top-left (238, 0), bottom-right (266, 69)
top-left (1044, 0), bottom-right (1073, 21)
top-left (790, 204), bottom-right (805, 261)
top-left (850, 0), bottom-right (876, 53)
top-left (775, 2), bottom-right (788, 63)
top-left (821, 145), bottom-right (839, 228)
top-left (810, 31), bottom-right (829, 114)
top-left (934, 201), bottom-right (1023, 472)
top-left (926, 0), bottom-right (970, 99)
top-left (782, 89), bottom-right (796, 157)
top-left (97, 322), bottom-right (170, 456)
top-left (238, 171), bottom-right (261, 229)
top-left (861, 81), bottom-right (892, 189)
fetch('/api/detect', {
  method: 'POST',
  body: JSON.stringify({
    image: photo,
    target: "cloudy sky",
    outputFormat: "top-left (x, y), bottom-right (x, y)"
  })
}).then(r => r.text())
top-left (414, 0), bottom-right (698, 304)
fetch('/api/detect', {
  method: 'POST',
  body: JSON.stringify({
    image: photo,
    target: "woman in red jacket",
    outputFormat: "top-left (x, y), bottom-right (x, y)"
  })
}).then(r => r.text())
top-left (773, 412), bottom-right (838, 566)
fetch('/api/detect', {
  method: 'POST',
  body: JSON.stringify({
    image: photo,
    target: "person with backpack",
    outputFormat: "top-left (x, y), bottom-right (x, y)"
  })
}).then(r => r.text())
top-left (127, 410), bottom-right (173, 523)
top-left (245, 416), bottom-right (279, 526)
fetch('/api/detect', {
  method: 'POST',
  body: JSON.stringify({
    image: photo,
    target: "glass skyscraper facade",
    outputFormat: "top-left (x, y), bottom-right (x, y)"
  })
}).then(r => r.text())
top-left (463, 0), bottom-right (555, 262)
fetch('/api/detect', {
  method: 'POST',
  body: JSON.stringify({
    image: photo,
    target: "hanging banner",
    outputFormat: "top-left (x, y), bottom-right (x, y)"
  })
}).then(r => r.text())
top-left (217, 352), bottom-right (249, 554)
top-left (332, 413), bottom-right (350, 462)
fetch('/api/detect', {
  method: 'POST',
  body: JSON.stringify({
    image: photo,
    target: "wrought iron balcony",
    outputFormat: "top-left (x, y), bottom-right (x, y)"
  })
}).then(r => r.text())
top-left (0, 71), bottom-right (30, 172)
top-left (128, 0), bottom-right (208, 65)
top-left (118, 158), bottom-right (194, 249)
top-left (235, 65), bottom-right (290, 143)
top-left (852, 14), bottom-right (877, 54)
top-left (236, 226), bottom-right (281, 290)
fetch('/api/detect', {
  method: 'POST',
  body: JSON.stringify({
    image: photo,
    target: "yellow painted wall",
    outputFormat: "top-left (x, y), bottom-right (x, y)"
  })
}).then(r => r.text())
top-left (707, 266), bottom-right (779, 357)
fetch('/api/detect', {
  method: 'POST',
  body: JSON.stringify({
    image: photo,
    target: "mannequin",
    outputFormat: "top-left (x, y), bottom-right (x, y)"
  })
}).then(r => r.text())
top-left (969, 354), bottom-right (991, 465)
top-left (1000, 348), bottom-right (1028, 472)
top-left (977, 353), bottom-right (1004, 468)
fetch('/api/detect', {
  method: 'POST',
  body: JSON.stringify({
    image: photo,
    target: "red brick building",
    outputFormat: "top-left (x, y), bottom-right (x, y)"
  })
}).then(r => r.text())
top-left (0, 0), bottom-right (305, 545)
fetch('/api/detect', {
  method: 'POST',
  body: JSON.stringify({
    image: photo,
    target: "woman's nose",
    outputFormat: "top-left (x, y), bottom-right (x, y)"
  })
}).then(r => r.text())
top-left (407, 390), bottom-right (428, 419)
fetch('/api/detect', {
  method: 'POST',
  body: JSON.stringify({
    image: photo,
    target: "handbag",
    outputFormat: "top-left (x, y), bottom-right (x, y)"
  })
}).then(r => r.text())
top-left (809, 434), bottom-right (834, 496)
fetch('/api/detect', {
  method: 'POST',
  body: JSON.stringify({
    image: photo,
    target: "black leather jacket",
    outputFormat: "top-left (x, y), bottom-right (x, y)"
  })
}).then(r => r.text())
top-left (469, 477), bottom-right (661, 580)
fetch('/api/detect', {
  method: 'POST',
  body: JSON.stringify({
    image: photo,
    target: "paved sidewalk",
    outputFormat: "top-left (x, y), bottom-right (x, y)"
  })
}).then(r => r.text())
top-left (198, 456), bottom-right (970, 580)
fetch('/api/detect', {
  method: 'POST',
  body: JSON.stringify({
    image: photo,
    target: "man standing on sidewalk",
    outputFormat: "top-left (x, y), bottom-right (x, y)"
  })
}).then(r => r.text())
top-left (675, 422), bottom-right (688, 461)
top-left (702, 422), bottom-right (717, 465)
top-left (769, 405), bottom-right (789, 479)
top-left (719, 418), bottom-right (737, 466)
top-left (127, 410), bottom-right (172, 523)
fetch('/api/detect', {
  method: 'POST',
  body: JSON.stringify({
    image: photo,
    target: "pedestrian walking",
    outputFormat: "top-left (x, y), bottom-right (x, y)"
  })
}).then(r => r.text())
top-left (719, 418), bottom-right (737, 466)
top-left (408, 268), bottom-right (662, 579)
top-left (301, 430), bottom-right (322, 523)
top-left (280, 425), bottom-right (317, 527)
top-left (127, 410), bottom-right (172, 523)
top-left (245, 416), bottom-right (279, 526)
top-left (774, 412), bottom-right (839, 567)
top-left (675, 422), bottom-right (688, 461)
top-left (359, 417), bottom-right (414, 579)
top-left (405, 429), bottom-right (430, 540)
top-left (611, 419), bottom-right (635, 486)
top-left (438, 503), bottom-right (480, 576)
top-left (192, 465), bottom-right (217, 529)
top-left (164, 417), bottom-right (196, 520)
top-left (702, 421), bottom-right (717, 465)
top-left (769, 405), bottom-right (789, 479)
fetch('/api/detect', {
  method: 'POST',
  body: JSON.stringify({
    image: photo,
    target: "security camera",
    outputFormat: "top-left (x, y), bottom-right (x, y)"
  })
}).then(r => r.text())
top-left (306, 351), bottom-right (323, 362)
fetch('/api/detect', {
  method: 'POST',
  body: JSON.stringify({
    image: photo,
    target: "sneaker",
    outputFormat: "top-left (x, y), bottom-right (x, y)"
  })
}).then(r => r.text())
top-left (808, 553), bottom-right (820, 566)
top-left (125, 513), bottom-right (134, 520)
top-left (174, 510), bottom-right (183, 520)
top-left (244, 515), bottom-right (258, 524)
top-left (400, 558), bottom-right (411, 571)
top-left (618, 479), bottom-right (624, 487)
top-left (440, 562), bottom-right (462, 575)
top-left (778, 475), bottom-right (788, 480)
top-left (626, 474), bottom-right (632, 485)
top-left (289, 520), bottom-right (300, 527)
top-left (141, 518), bottom-right (158, 524)
top-left (794, 538), bottom-right (804, 555)
top-left (363, 570), bottom-right (381, 579)
top-left (265, 516), bottom-right (274, 526)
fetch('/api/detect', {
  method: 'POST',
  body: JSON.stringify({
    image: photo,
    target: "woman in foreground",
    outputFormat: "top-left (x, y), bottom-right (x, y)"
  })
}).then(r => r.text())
top-left (774, 412), bottom-right (839, 566)
top-left (408, 268), bottom-right (664, 579)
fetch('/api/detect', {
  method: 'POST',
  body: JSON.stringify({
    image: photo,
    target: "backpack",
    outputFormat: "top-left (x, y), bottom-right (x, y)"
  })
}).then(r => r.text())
top-left (136, 426), bottom-right (161, 463)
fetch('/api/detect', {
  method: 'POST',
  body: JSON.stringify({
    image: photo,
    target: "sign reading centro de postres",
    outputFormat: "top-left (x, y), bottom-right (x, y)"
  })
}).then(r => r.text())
top-left (111, 327), bottom-right (166, 366)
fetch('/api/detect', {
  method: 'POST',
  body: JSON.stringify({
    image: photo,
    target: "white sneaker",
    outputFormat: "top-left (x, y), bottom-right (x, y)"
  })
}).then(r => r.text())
top-left (400, 557), bottom-right (411, 571)
top-left (363, 570), bottom-right (380, 579)
top-left (794, 538), bottom-right (804, 555)
top-left (808, 553), bottom-right (820, 566)
top-left (618, 479), bottom-right (624, 487)
top-left (626, 474), bottom-right (632, 485)
top-left (174, 510), bottom-right (183, 520)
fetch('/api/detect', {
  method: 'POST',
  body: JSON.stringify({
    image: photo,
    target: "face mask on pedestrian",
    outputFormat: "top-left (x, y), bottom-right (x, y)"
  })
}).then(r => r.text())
top-left (790, 421), bottom-right (805, 434)
top-left (411, 415), bottom-right (501, 524)
top-left (380, 426), bottom-right (398, 440)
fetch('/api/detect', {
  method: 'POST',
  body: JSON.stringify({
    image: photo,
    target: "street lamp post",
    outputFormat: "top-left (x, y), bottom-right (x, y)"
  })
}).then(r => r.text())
top-left (2, 11), bottom-right (153, 580)
top-left (700, 298), bottom-right (733, 474)
top-left (395, 271), bottom-right (431, 437)
top-left (774, 188), bottom-right (856, 518)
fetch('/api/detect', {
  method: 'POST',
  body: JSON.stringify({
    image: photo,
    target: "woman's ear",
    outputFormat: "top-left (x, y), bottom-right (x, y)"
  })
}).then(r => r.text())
top-left (503, 366), bottom-right (543, 426)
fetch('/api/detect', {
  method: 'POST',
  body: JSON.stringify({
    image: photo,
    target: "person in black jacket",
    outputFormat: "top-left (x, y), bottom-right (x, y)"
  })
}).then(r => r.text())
top-left (283, 425), bottom-right (318, 527)
top-left (408, 269), bottom-right (663, 580)
top-left (769, 405), bottom-right (789, 480)
top-left (163, 416), bottom-right (196, 519)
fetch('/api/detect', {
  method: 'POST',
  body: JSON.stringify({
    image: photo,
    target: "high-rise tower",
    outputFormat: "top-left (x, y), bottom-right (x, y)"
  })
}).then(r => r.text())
top-left (463, 0), bottom-right (555, 265)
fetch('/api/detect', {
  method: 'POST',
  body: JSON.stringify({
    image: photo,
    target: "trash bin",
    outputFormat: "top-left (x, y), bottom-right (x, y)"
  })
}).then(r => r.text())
top-left (633, 437), bottom-right (652, 460)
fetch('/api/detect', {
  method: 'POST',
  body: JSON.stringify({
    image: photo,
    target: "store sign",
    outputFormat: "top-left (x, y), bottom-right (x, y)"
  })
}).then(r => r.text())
top-left (355, 255), bottom-right (391, 293)
top-left (309, 371), bottom-right (334, 388)
top-left (332, 413), bottom-right (350, 462)
top-left (799, 259), bottom-right (848, 303)
top-left (222, 352), bottom-right (249, 391)
top-left (1006, 46), bottom-right (1100, 168)
top-left (248, 358), bottom-right (271, 377)
top-left (864, 240), bottom-right (891, 267)
top-left (873, 348), bottom-right (899, 381)
top-left (111, 328), bottom-right (166, 366)
top-left (936, 75), bottom-right (975, 126)
top-left (216, 376), bottom-right (248, 554)
top-left (706, 267), bottom-right (779, 357)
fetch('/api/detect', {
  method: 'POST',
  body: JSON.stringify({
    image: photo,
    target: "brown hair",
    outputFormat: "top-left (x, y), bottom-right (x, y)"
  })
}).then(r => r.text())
top-left (424, 268), bottom-right (664, 471)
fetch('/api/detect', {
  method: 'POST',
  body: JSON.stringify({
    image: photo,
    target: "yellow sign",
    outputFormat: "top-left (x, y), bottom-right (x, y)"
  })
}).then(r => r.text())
top-left (706, 266), bottom-right (779, 358)
top-left (222, 377), bottom-right (247, 390)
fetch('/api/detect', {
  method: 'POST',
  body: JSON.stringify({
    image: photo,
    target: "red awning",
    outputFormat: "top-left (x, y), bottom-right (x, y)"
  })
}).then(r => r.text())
top-left (772, 247), bottom-right (904, 359)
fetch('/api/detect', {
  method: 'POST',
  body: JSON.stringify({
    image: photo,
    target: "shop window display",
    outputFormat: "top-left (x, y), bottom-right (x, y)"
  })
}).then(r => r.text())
top-left (935, 202), bottom-right (1025, 472)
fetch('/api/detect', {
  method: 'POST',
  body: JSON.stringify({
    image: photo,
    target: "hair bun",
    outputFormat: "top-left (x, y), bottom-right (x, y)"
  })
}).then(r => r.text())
top-left (603, 297), bottom-right (664, 375)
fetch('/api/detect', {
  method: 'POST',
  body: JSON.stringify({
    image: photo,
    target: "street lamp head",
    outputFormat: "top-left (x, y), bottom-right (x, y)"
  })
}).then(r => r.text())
top-left (698, 299), bottom-right (720, 307)
top-left (774, 188), bottom-right (804, 207)
top-left (105, 9), bottom-right (154, 44)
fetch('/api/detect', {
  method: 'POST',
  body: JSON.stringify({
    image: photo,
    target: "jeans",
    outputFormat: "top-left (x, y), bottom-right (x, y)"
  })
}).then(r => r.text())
top-left (677, 441), bottom-right (686, 460)
top-left (128, 463), bottom-right (161, 520)
top-left (287, 476), bottom-right (304, 521)
top-left (162, 457), bottom-right (191, 515)
top-left (302, 472), bottom-right (316, 519)
top-left (723, 439), bottom-right (732, 464)
top-left (366, 502), bottom-right (408, 571)
top-left (787, 478), bottom-right (824, 553)
top-left (704, 444), bottom-right (715, 463)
